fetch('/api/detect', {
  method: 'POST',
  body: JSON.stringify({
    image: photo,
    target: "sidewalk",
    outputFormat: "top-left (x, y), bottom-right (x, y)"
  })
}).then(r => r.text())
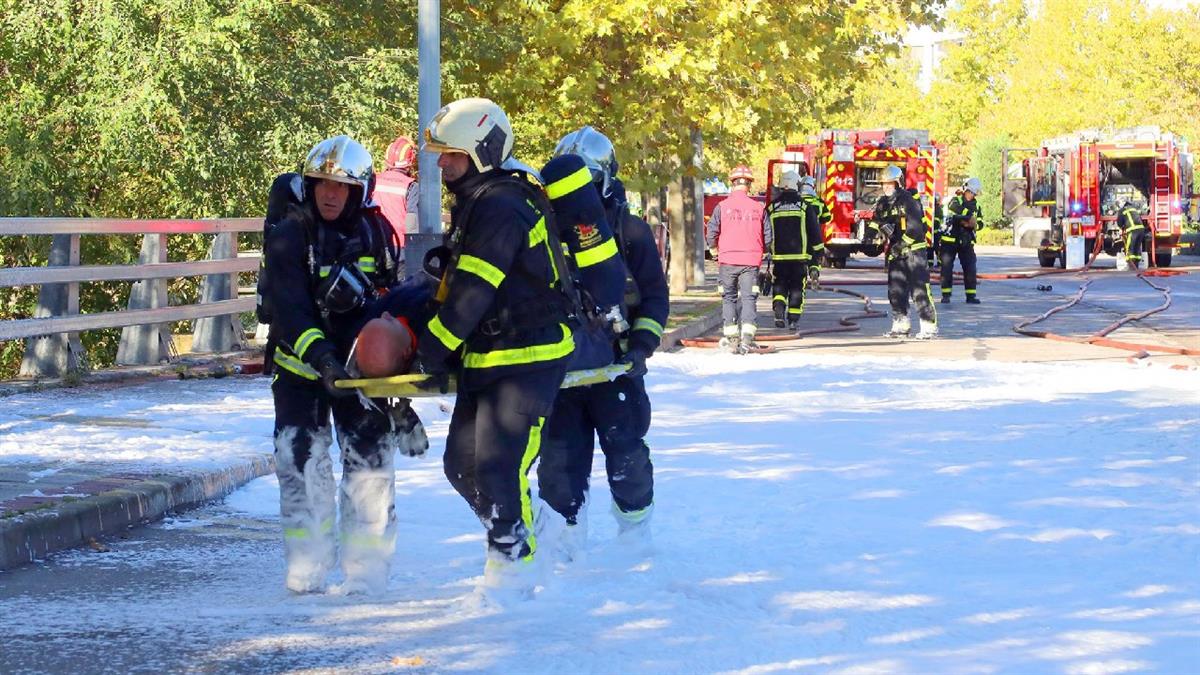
top-left (0, 375), bottom-right (277, 570)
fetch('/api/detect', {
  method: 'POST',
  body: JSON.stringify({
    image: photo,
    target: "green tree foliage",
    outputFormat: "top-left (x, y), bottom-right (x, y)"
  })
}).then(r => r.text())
top-left (967, 134), bottom-right (1011, 226)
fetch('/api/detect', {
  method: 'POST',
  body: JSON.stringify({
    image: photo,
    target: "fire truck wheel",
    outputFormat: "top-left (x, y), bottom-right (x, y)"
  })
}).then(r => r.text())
top-left (1154, 252), bottom-right (1172, 268)
top-left (1038, 251), bottom-right (1056, 268)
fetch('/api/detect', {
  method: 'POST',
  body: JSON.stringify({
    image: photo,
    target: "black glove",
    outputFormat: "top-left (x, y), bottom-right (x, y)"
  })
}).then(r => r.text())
top-left (388, 399), bottom-right (429, 458)
top-left (415, 354), bottom-right (451, 394)
top-left (316, 352), bottom-right (355, 399)
top-left (618, 347), bottom-right (649, 379)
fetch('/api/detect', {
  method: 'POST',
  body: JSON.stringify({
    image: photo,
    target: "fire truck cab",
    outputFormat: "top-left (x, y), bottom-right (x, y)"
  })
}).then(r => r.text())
top-left (1004, 127), bottom-right (1191, 268)
top-left (768, 129), bottom-right (947, 267)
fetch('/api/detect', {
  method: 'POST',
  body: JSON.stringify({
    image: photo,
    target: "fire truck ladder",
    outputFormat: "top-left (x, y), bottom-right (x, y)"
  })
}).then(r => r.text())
top-left (1151, 148), bottom-right (1172, 235)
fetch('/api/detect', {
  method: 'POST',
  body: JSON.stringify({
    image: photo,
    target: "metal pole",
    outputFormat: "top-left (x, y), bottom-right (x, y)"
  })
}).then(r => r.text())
top-left (410, 0), bottom-right (443, 274)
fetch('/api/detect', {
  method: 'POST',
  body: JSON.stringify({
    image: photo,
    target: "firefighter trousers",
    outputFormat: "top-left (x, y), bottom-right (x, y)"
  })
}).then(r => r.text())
top-left (1125, 228), bottom-right (1146, 264)
top-left (771, 261), bottom-right (810, 325)
top-left (537, 374), bottom-right (654, 524)
top-left (273, 373), bottom-right (409, 592)
top-left (939, 243), bottom-right (977, 297)
top-left (887, 248), bottom-right (937, 323)
top-left (719, 264), bottom-right (760, 337)
top-left (443, 366), bottom-right (566, 561)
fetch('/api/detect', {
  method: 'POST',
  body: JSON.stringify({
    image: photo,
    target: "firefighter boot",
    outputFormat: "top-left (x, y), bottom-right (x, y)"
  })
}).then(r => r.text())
top-left (739, 331), bottom-right (760, 354)
top-left (718, 336), bottom-right (740, 353)
top-left (914, 319), bottom-right (939, 340)
top-left (941, 293), bottom-right (951, 304)
top-left (885, 312), bottom-right (911, 338)
top-left (613, 501), bottom-right (654, 552)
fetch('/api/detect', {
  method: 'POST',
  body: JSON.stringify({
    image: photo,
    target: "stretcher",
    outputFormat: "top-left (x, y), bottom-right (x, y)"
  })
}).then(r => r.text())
top-left (335, 363), bottom-right (632, 398)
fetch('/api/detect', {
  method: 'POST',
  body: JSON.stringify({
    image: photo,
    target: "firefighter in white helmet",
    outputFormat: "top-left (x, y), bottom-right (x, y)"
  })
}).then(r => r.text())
top-left (415, 98), bottom-right (575, 597)
top-left (867, 165), bottom-right (938, 339)
top-left (705, 165), bottom-right (771, 353)
top-left (766, 170), bottom-right (825, 329)
top-left (940, 177), bottom-right (984, 304)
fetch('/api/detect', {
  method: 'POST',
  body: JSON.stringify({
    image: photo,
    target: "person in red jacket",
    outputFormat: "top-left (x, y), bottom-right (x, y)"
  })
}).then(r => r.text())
top-left (705, 165), bottom-right (771, 353)
top-left (374, 136), bottom-right (419, 246)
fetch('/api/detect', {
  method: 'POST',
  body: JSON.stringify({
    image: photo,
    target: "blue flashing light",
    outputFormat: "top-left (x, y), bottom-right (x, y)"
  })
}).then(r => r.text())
top-left (1071, 201), bottom-right (1083, 214)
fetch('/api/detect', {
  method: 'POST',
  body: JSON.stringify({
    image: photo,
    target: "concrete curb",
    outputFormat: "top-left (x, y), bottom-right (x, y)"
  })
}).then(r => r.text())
top-left (660, 308), bottom-right (722, 351)
top-left (0, 453), bottom-right (274, 571)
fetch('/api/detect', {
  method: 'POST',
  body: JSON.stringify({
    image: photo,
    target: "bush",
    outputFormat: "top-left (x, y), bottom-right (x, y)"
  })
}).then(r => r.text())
top-left (975, 226), bottom-right (1013, 246)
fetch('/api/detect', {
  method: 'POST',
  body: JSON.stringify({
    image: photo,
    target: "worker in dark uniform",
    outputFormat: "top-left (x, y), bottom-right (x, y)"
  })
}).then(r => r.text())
top-left (940, 178), bottom-right (983, 304)
top-left (264, 135), bottom-right (428, 595)
top-left (537, 126), bottom-right (670, 557)
top-left (767, 170), bottom-right (825, 329)
top-left (868, 165), bottom-right (938, 339)
top-left (799, 175), bottom-right (832, 234)
top-left (416, 98), bottom-right (575, 595)
top-left (1120, 199), bottom-right (1148, 271)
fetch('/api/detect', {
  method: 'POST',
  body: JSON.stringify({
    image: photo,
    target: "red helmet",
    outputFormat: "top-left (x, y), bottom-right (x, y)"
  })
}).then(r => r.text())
top-left (385, 136), bottom-right (417, 170)
top-left (729, 165), bottom-right (754, 183)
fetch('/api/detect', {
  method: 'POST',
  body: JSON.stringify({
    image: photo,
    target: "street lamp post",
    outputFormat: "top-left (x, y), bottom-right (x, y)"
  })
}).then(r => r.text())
top-left (410, 0), bottom-right (442, 275)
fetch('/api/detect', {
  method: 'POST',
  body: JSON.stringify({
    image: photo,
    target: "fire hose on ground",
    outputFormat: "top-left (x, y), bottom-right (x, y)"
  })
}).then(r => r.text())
top-left (678, 285), bottom-right (887, 348)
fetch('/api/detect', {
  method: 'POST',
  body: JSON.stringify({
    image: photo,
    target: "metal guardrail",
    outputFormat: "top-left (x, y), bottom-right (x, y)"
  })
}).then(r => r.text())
top-left (2, 218), bottom-right (263, 377)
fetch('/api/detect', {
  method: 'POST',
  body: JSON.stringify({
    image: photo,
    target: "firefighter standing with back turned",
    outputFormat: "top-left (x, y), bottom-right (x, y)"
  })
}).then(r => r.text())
top-left (415, 98), bottom-right (575, 597)
top-left (869, 165), bottom-right (938, 339)
top-left (537, 126), bottom-right (669, 558)
top-left (766, 170), bottom-right (825, 329)
top-left (1119, 199), bottom-right (1148, 270)
top-left (940, 177), bottom-right (983, 304)
top-left (706, 165), bottom-right (771, 353)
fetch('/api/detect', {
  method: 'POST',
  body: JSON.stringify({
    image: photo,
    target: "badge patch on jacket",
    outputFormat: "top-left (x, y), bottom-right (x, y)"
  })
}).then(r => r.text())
top-left (576, 223), bottom-right (602, 249)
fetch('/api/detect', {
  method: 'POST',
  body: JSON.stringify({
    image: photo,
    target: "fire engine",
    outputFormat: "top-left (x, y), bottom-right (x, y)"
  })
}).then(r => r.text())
top-left (1003, 126), bottom-right (1192, 268)
top-left (766, 129), bottom-right (948, 267)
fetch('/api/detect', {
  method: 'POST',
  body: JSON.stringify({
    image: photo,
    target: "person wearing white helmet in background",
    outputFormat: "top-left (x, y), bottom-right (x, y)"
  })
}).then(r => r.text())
top-left (705, 165), bottom-right (771, 353)
top-left (766, 170), bottom-right (825, 329)
top-left (415, 97), bottom-right (576, 599)
top-left (263, 135), bottom-right (428, 595)
top-left (940, 177), bottom-right (984, 304)
top-left (867, 165), bottom-right (938, 339)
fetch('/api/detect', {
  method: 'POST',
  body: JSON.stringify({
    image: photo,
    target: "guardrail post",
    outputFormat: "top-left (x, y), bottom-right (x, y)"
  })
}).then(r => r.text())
top-left (18, 234), bottom-right (84, 377)
top-left (192, 231), bottom-right (245, 353)
top-left (117, 233), bottom-right (172, 365)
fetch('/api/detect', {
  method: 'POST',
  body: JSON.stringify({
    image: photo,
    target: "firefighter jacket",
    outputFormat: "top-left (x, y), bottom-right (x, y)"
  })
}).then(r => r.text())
top-left (944, 194), bottom-right (983, 246)
top-left (869, 189), bottom-right (927, 255)
top-left (265, 202), bottom-right (400, 381)
top-left (801, 192), bottom-right (832, 226)
top-left (1119, 205), bottom-right (1147, 233)
top-left (606, 179), bottom-right (670, 357)
top-left (418, 170), bottom-right (575, 391)
top-left (706, 190), bottom-right (771, 266)
top-left (766, 189), bottom-right (825, 263)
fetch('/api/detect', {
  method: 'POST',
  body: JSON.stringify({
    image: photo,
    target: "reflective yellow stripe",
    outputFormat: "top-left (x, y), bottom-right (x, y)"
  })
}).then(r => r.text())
top-left (787, 307), bottom-right (804, 315)
top-left (773, 295), bottom-right (786, 302)
top-left (293, 328), bottom-right (324, 360)
top-left (545, 165), bottom-right (593, 200)
top-left (723, 324), bottom-right (739, 337)
top-left (632, 317), bottom-right (664, 337)
top-left (428, 315), bottom-right (463, 351)
top-left (770, 210), bottom-right (806, 219)
top-left (462, 323), bottom-right (573, 369)
top-left (812, 243), bottom-right (825, 251)
top-left (457, 254), bottom-right (506, 288)
top-left (357, 256), bottom-right (376, 273)
top-left (773, 254), bottom-right (811, 261)
top-left (575, 237), bottom-right (619, 268)
top-left (273, 350), bottom-right (319, 380)
top-left (319, 265), bottom-right (332, 278)
top-left (942, 236), bottom-right (957, 242)
top-left (529, 217), bottom-right (548, 247)
top-left (284, 518), bottom-right (334, 539)
top-left (518, 417), bottom-right (544, 558)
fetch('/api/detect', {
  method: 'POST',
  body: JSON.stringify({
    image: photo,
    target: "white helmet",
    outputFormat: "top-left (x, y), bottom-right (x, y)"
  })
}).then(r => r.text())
top-left (554, 126), bottom-right (618, 198)
top-left (799, 175), bottom-right (817, 196)
top-left (883, 165), bottom-right (905, 185)
top-left (423, 97), bottom-right (514, 173)
top-left (963, 177), bottom-right (982, 194)
top-left (302, 135), bottom-right (374, 206)
top-left (779, 170), bottom-right (801, 192)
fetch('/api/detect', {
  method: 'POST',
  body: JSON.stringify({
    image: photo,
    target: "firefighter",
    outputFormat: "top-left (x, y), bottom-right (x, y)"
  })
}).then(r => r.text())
top-left (537, 126), bottom-right (669, 557)
top-left (868, 165), bottom-right (938, 339)
top-left (264, 135), bottom-right (427, 595)
top-left (767, 170), bottom-right (825, 329)
top-left (415, 98), bottom-right (575, 594)
top-left (1120, 199), bottom-right (1148, 270)
top-left (799, 175), bottom-right (833, 231)
top-left (374, 135), bottom-right (419, 246)
top-left (940, 178), bottom-right (983, 304)
top-left (705, 165), bottom-right (771, 353)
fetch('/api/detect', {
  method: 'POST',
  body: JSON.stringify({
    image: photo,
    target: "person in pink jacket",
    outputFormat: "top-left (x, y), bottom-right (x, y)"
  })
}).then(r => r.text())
top-left (705, 165), bottom-right (771, 353)
top-left (374, 136), bottom-right (419, 246)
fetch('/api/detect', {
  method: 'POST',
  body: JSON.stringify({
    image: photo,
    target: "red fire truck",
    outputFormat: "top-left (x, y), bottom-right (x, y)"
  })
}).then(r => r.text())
top-left (1003, 127), bottom-right (1191, 268)
top-left (766, 129), bottom-right (948, 267)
